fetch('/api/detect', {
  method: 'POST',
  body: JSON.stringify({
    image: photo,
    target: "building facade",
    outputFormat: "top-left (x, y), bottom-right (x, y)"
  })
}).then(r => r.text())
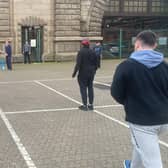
top-left (0, 0), bottom-right (168, 62)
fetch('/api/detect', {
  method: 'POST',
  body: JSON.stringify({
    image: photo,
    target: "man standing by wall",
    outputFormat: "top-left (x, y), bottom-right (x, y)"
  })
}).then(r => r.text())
top-left (23, 41), bottom-right (31, 64)
top-left (93, 41), bottom-right (102, 68)
top-left (5, 39), bottom-right (12, 70)
top-left (111, 30), bottom-right (168, 168)
top-left (72, 39), bottom-right (98, 111)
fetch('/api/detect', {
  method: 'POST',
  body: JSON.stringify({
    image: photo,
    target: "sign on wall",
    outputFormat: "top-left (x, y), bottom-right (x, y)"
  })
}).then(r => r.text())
top-left (159, 37), bottom-right (167, 45)
top-left (31, 39), bottom-right (36, 47)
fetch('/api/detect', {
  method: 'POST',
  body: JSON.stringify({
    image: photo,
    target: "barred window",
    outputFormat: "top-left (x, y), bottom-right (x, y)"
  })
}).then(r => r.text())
top-left (152, 0), bottom-right (168, 13)
top-left (124, 0), bottom-right (147, 13)
top-left (109, 0), bottom-right (120, 12)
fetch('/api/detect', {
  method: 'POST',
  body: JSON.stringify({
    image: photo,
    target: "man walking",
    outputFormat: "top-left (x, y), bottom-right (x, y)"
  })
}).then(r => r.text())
top-left (23, 41), bottom-right (31, 64)
top-left (111, 30), bottom-right (168, 168)
top-left (72, 39), bottom-right (98, 111)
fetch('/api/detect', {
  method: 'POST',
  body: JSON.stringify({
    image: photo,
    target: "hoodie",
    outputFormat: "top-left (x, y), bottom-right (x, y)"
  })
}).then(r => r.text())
top-left (130, 50), bottom-right (164, 68)
top-left (111, 50), bottom-right (168, 125)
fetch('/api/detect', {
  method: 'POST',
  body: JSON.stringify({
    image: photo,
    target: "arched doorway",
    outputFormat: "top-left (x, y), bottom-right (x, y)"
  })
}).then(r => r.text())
top-left (19, 16), bottom-right (46, 62)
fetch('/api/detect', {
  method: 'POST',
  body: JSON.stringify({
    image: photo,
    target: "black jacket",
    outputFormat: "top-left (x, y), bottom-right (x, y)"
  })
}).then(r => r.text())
top-left (72, 46), bottom-right (98, 77)
top-left (111, 58), bottom-right (168, 125)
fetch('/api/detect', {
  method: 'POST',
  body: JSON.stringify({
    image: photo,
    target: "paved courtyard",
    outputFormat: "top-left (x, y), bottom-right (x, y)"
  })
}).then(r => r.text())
top-left (0, 60), bottom-right (168, 168)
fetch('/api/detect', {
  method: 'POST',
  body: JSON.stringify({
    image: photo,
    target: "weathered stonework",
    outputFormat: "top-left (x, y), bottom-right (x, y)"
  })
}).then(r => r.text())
top-left (54, 0), bottom-right (107, 60)
top-left (13, 0), bottom-right (54, 61)
top-left (0, 0), bottom-right (11, 50)
top-left (2, 0), bottom-right (166, 62)
top-left (0, 0), bottom-right (109, 61)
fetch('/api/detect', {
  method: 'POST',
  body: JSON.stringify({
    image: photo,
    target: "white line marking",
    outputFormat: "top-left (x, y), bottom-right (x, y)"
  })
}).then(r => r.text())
top-left (94, 81), bottom-right (111, 87)
top-left (5, 107), bottom-right (78, 115)
top-left (94, 109), bottom-right (129, 128)
top-left (0, 108), bottom-right (37, 168)
top-left (96, 104), bottom-right (122, 108)
top-left (34, 80), bottom-right (82, 105)
top-left (34, 81), bottom-right (168, 149)
top-left (0, 80), bottom-right (33, 84)
top-left (159, 141), bottom-right (168, 148)
top-left (5, 105), bottom-right (122, 115)
top-left (0, 76), bottom-right (112, 85)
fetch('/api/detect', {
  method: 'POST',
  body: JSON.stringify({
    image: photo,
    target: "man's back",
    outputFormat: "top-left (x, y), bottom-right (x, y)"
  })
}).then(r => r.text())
top-left (78, 47), bottom-right (97, 75)
top-left (111, 58), bottom-right (168, 125)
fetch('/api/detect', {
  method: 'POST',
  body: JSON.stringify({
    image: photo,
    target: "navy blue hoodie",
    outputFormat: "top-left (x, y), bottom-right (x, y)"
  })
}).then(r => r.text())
top-left (111, 50), bottom-right (168, 125)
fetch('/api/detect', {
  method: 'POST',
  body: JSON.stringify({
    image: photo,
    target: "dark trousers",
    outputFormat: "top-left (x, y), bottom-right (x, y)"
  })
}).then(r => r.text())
top-left (6, 56), bottom-right (12, 70)
top-left (78, 74), bottom-right (95, 106)
top-left (97, 55), bottom-right (101, 68)
top-left (24, 52), bottom-right (31, 64)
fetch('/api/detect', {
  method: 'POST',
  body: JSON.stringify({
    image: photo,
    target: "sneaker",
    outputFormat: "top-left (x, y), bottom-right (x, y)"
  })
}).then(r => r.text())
top-left (88, 104), bottom-right (94, 110)
top-left (123, 160), bottom-right (131, 168)
top-left (78, 105), bottom-right (88, 111)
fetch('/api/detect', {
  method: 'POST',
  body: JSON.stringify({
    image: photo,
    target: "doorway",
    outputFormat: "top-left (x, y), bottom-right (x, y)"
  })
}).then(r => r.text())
top-left (22, 26), bottom-right (43, 62)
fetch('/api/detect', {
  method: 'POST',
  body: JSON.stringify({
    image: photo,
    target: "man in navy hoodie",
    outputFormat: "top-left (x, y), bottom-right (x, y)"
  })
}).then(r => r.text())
top-left (111, 30), bottom-right (168, 168)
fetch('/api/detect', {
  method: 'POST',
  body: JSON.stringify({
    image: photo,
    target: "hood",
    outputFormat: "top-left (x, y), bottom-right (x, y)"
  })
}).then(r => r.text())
top-left (130, 50), bottom-right (164, 68)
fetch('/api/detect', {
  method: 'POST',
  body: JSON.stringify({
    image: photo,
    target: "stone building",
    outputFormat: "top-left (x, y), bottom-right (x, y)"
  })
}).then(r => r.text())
top-left (0, 0), bottom-right (168, 62)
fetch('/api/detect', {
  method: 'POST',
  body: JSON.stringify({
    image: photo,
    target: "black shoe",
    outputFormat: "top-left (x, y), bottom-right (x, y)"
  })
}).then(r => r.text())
top-left (78, 105), bottom-right (88, 111)
top-left (88, 104), bottom-right (94, 110)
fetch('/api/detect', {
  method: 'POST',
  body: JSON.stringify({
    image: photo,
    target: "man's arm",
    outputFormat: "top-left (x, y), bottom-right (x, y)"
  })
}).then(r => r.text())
top-left (111, 63), bottom-right (126, 105)
top-left (72, 51), bottom-right (82, 78)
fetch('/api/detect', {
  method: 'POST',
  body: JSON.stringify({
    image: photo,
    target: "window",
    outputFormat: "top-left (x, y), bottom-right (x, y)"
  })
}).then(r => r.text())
top-left (109, 0), bottom-right (120, 12)
top-left (124, 0), bottom-right (147, 13)
top-left (152, 0), bottom-right (168, 13)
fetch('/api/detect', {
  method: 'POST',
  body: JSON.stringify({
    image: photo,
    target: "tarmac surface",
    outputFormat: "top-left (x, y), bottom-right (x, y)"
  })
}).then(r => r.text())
top-left (0, 59), bottom-right (168, 168)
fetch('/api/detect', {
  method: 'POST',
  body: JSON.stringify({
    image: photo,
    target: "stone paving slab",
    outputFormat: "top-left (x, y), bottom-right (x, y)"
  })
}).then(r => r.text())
top-left (7, 109), bottom-right (132, 168)
top-left (42, 80), bottom-right (117, 106)
top-left (0, 118), bottom-right (28, 168)
top-left (96, 108), bottom-right (168, 167)
top-left (0, 82), bottom-right (77, 112)
top-left (0, 60), bottom-right (167, 168)
top-left (97, 107), bottom-right (168, 143)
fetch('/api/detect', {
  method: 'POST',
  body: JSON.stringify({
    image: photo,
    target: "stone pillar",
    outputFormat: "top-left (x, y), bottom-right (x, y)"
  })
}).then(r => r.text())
top-left (54, 0), bottom-right (81, 61)
top-left (88, 0), bottom-right (108, 37)
top-left (0, 0), bottom-right (11, 49)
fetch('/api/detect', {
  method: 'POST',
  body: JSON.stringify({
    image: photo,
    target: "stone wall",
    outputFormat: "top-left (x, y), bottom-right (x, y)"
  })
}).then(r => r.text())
top-left (54, 0), bottom-right (81, 61)
top-left (3, 0), bottom-right (110, 62)
top-left (13, 0), bottom-right (54, 60)
top-left (88, 0), bottom-right (109, 36)
top-left (0, 0), bottom-right (11, 50)
top-left (54, 0), bottom-right (105, 61)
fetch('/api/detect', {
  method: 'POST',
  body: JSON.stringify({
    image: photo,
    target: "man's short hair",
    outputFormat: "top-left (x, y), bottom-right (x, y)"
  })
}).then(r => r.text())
top-left (136, 30), bottom-right (157, 47)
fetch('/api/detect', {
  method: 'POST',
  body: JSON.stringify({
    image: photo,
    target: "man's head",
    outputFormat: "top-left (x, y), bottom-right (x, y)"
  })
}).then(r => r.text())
top-left (81, 39), bottom-right (90, 47)
top-left (134, 30), bottom-right (158, 51)
top-left (96, 41), bottom-right (101, 46)
top-left (5, 39), bottom-right (11, 45)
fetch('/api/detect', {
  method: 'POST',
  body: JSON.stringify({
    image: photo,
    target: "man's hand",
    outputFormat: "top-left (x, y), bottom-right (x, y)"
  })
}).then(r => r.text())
top-left (72, 72), bottom-right (76, 78)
